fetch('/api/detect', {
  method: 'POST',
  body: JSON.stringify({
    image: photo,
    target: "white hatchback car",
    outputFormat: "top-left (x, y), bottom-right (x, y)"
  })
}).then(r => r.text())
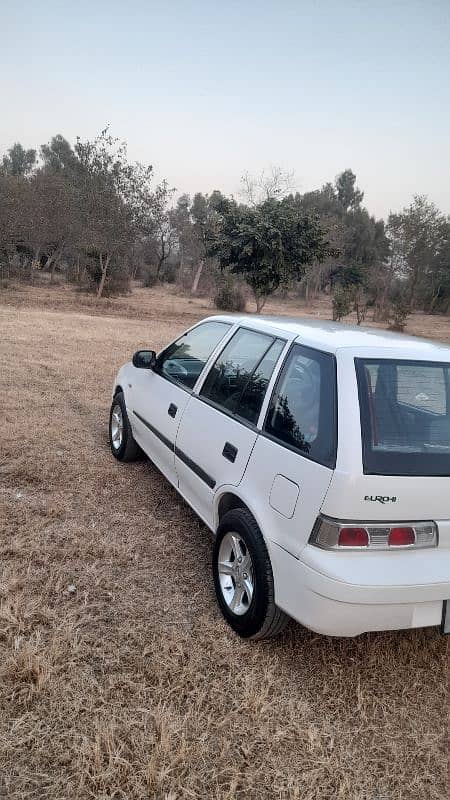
top-left (109, 315), bottom-right (450, 639)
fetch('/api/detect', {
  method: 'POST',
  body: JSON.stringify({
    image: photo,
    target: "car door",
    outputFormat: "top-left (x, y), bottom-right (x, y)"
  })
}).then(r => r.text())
top-left (129, 320), bottom-right (232, 486)
top-left (175, 327), bottom-right (287, 527)
top-left (239, 342), bottom-right (337, 559)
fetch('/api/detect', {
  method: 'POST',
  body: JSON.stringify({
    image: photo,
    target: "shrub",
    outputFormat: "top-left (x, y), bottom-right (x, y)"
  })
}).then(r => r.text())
top-left (143, 268), bottom-right (158, 287)
top-left (214, 276), bottom-right (246, 312)
top-left (388, 294), bottom-right (410, 332)
top-left (332, 285), bottom-right (352, 321)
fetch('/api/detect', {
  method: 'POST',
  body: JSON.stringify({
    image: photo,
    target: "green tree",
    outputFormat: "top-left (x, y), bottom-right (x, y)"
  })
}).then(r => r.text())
top-left (335, 168), bottom-right (364, 211)
top-left (209, 196), bottom-right (330, 312)
top-left (1, 142), bottom-right (36, 177)
top-left (40, 134), bottom-right (80, 178)
top-left (74, 128), bottom-right (158, 297)
top-left (387, 196), bottom-right (447, 310)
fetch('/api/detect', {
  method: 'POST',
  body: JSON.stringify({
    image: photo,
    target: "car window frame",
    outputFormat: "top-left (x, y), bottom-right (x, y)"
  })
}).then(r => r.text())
top-left (355, 356), bottom-right (450, 476)
top-left (195, 325), bottom-right (290, 430)
top-left (153, 320), bottom-right (234, 394)
top-left (261, 342), bottom-right (338, 469)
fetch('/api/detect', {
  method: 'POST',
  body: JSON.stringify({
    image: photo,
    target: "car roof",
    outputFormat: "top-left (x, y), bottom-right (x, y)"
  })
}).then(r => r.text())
top-left (205, 314), bottom-right (450, 358)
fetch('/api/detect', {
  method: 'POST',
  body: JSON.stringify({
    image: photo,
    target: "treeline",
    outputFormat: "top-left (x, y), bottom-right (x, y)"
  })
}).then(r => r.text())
top-left (1, 131), bottom-right (449, 327)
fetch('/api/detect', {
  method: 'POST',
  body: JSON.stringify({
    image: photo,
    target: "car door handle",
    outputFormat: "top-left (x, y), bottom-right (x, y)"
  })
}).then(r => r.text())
top-left (168, 403), bottom-right (178, 418)
top-left (222, 442), bottom-right (238, 463)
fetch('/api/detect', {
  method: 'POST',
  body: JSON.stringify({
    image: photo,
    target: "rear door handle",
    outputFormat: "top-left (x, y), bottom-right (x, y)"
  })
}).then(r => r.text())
top-left (222, 442), bottom-right (238, 463)
top-left (168, 403), bottom-right (178, 418)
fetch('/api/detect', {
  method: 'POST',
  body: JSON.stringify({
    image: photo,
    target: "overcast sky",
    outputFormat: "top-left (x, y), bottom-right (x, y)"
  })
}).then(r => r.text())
top-left (1, 0), bottom-right (449, 219)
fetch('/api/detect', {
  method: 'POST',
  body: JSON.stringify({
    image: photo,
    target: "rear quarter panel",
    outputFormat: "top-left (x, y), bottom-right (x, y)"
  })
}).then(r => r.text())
top-left (233, 434), bottom-right (334, 558)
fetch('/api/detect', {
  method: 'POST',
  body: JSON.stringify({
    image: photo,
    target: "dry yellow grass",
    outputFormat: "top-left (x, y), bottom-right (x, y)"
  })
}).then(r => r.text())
top-left (1, 281), bottom-right (449, 799)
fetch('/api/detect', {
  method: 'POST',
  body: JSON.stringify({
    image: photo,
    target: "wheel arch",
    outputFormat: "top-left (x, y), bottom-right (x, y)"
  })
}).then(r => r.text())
top-left (214, 488), bottom-right (265, 540)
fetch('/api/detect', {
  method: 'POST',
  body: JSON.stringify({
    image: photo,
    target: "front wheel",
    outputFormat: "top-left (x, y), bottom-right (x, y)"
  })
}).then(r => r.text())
top-left (212, 508), bottom-right (289, 640)
top-left (109, 392), bottom-right (143, 462)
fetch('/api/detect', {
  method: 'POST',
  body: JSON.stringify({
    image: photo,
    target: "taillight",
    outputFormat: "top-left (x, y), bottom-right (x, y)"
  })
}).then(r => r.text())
top-left (388, 527), bottom-right (415, 547)
top-left (338, 527), bottom-right (369, 547)
top-left (309, 516), bottom-right (437, 550)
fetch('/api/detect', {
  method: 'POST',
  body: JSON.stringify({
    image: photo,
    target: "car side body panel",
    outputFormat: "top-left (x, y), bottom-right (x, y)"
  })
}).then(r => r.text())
top-left (236, 435), bottom-right (334, 559)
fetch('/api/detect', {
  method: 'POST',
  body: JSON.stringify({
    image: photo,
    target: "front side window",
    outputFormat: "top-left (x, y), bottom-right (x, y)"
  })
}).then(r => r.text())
top-left (200, 328), bottom-right (285, 424)
top-left (356, 358), bottom-right (450, 475)
top-left (156, 321), bottom-right (231, 389)
top-left (264, 344), bottom-right (337, 467)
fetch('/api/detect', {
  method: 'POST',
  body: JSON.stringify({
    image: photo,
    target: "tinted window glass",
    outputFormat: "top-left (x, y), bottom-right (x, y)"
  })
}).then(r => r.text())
top-left (356, 358), bottom-right (450, 476)
top-left (264, 344), bottom-right (337, 467)
top-left (201, 328), bottom-right (282, 423)
top-left (156, 322), bottom-right (231, 389)
top-left (239, 339), bottom-right (285, 423)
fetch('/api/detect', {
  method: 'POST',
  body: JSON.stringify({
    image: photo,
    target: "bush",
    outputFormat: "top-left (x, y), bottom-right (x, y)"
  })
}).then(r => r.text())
top-left (388, 294), bottom-right (410, 332)
top-left (214, 276), bottom-right (246, 312)
top-left (143, 268), bottom-right (158, 287)
top-left (332, 285), bottom-right (352, 321)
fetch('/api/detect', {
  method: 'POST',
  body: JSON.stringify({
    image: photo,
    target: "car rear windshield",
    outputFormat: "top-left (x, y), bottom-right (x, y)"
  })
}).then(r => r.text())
top-left (355, 358), bottom-right (450, 476)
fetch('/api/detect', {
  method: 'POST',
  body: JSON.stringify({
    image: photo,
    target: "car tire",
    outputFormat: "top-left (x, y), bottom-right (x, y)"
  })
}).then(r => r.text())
top-left (213, 508), bottom-right (289, 640)
top-left (109, 392), bottom-right (143, 462)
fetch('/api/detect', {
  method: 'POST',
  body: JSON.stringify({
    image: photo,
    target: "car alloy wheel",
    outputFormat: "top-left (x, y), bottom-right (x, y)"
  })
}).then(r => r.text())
top-left (217, 531), bottom-right (254, 616)
top-left (110, 403), bottom-right (124, 450)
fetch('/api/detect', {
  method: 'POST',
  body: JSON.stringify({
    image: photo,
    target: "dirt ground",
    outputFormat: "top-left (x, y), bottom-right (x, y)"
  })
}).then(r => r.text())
top-left (1, 281), bottom-right (449, 799)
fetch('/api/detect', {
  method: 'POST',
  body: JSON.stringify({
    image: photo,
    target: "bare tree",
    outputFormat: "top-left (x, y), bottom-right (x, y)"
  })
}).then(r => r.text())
top-left (240, 166), bottom-right (295, 206)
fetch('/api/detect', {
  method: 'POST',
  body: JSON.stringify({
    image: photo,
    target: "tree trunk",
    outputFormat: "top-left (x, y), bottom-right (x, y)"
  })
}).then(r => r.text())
top-left (49, 253), bottom-right (60, 283)
top-left (191, 260), bottom-right (204, 294)
top-left (156, 255), bottom-right (165, 279)
top-left (97, 253), bottom-right (111, 299)
top-left (177, 242), bottom-right (185, 284)
top-left (255, 293), bottom-right (267, 313)
top-left (303, 277), bottom-right (310, 303)
top-left (30, 249), bottom-right (41, 284)
top-left (48, 243), bottom-right (65, 283)
top-left (428, 284), bottom-right (442, 314)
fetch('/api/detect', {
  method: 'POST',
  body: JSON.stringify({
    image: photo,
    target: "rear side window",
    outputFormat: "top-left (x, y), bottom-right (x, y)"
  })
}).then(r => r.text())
top-left (356, 358), bottom-right (450, 476)
top-left (156, 321), bottom-right (231, 389)
top-left (264, 344), bottom-right (337, 468)
top-left (200, 328), bottom-right (285, 424)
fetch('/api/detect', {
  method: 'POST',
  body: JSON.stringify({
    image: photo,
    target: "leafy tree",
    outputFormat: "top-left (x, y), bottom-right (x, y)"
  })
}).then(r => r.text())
top-left (209, 196), bottom-right (330, 312)
top-left (170, 194), bottom-right (194, 276)
top-left (387, 196), bottom-right (448, 311)
top-left (40, 135), bottom-right (80, 178)
top-left (169, 191), bottom-right (227, 293)
top-left (74, 129), bottom-right (159, 297)
top-left (428, 219), bottom-right (450, 313)
top-left (142, 181), bottom-right (177, 281)
top-left (335, 168), bottom-right (364, 211)
top-left (0, 174), bottom-right (24, 278)
top-left (1, 143), bottom-right (36, 177)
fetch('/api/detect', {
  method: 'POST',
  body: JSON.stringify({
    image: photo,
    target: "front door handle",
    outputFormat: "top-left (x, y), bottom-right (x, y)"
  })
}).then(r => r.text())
top-left (168, 403), bottom-right (178, 418)
top-left (222, 442), bottom-right (238, 463)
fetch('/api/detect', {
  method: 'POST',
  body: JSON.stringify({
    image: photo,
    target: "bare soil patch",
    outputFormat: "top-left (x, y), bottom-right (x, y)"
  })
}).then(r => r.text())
top-left (0, 285), bottom-right (449, 799)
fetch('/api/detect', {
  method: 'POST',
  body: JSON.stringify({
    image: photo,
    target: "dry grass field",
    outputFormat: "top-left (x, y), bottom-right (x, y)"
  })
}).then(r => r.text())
top-left (1, 281), bottom-right (449, 800)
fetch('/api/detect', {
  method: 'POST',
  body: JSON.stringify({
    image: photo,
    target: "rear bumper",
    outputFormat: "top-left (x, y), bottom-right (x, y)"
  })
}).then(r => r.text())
top-left (270, 542), bottom-right (450, 636)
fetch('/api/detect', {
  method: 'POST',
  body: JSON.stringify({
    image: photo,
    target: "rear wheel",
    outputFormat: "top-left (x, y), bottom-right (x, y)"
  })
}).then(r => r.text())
top-left (213, 508), bottom-right (289, 640)
top-left (109, 392), bottom-right (143, 462)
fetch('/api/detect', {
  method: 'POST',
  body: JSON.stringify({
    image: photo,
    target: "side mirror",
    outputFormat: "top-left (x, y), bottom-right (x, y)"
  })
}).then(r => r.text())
top-left (132, 350), bottom-right (157, 369)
